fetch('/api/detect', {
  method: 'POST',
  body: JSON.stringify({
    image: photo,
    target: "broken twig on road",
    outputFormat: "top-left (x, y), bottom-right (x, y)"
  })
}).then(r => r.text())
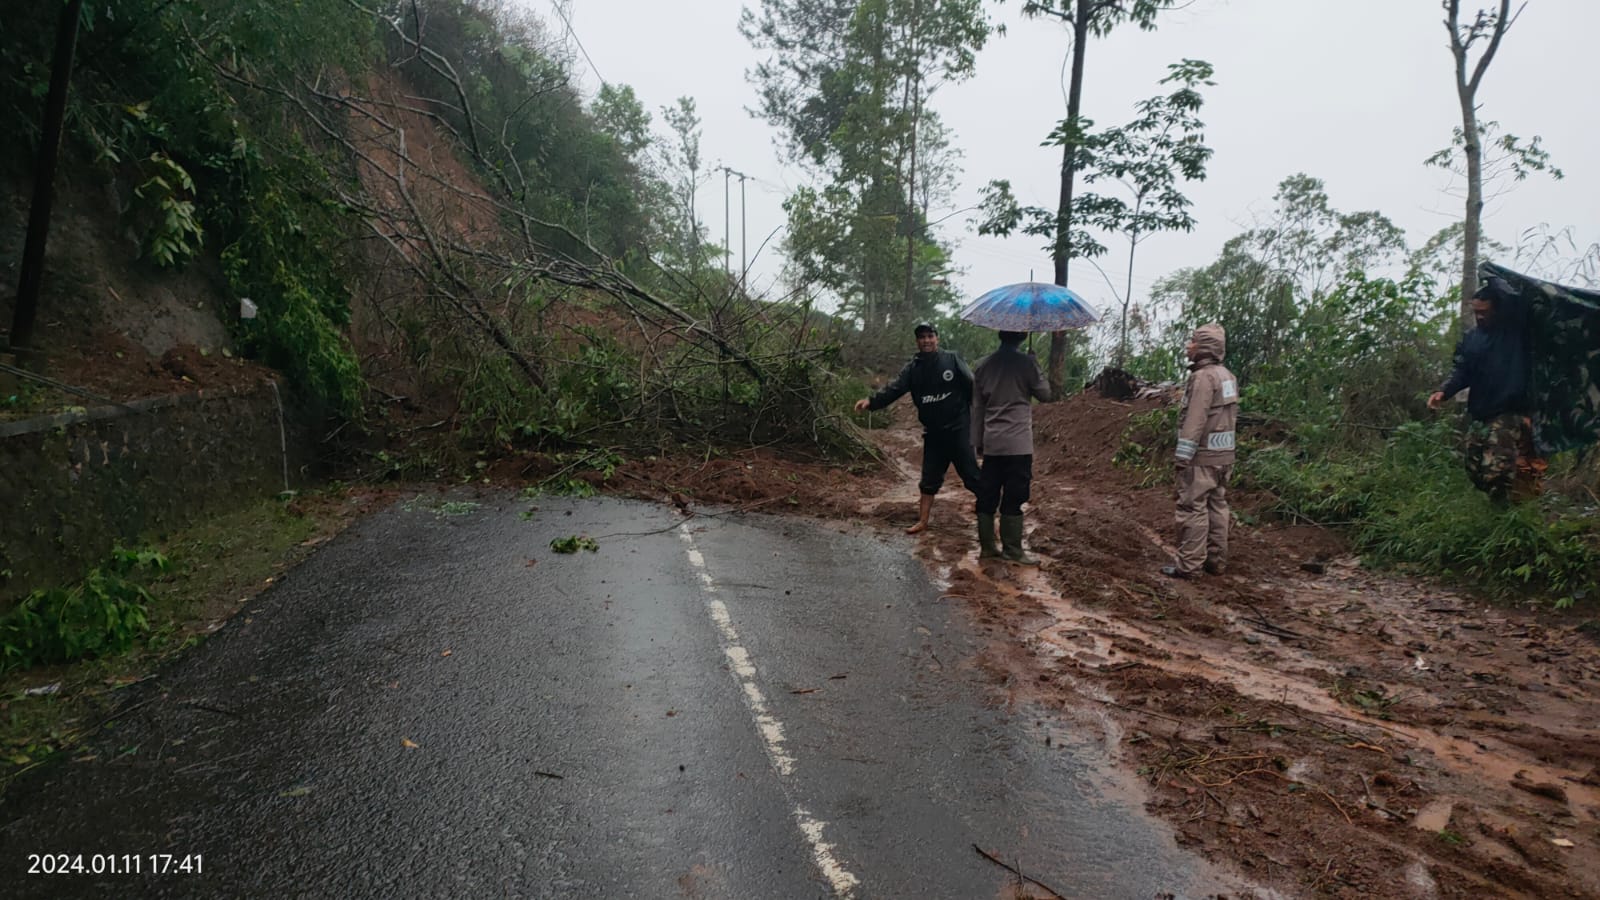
top-left (972, 844), bottom-right (1067, 899)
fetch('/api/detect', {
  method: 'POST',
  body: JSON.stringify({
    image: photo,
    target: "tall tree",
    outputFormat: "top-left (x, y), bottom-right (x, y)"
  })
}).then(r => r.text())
top-left (1241, 174), bottom-right (1407, 303)
top-left (1077, 59), bottom-right (1213, 367)
top-left (592, 83), bottom-right (652, 158)
top-left (743, 0), bottom-right (987, 334)
top-left (1438, 0), bottom-right (1562, 318)
top-left (1007, 0), bottom-right (1180, 393)
top-left (1149, 175), bottom-right (1410, 384)
top-left (1424, 116), bottom-right (1561, 314)
top-left (661, 96), bottom-right (706, 271)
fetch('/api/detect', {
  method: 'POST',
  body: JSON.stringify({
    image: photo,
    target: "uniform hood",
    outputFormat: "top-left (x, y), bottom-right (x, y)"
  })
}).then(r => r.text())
top-left (1190, 323), bottom-right (1226, 364)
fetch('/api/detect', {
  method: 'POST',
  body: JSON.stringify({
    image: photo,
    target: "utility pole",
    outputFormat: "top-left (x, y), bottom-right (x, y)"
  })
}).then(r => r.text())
top-left (715, 165), bottom-right (750, 292)
top-left (739, 171), bottom-right (747, 293)
top-left (721, 166), bottom-right (731, 277)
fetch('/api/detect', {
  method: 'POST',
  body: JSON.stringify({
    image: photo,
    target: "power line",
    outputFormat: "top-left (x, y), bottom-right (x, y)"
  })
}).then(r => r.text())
top-left (547, 0), bottom-right (606, 86)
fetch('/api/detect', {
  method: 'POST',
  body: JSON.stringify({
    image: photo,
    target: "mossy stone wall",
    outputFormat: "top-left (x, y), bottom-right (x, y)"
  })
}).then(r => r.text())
top-left (0, 382), bottom-right (309, 605)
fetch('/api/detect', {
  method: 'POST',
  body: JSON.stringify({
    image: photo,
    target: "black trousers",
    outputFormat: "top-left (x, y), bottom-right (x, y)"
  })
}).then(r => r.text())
top-left (977, 453), bottom-right (1032, 516)
top-left (919, 426), bottom-right (981, 496)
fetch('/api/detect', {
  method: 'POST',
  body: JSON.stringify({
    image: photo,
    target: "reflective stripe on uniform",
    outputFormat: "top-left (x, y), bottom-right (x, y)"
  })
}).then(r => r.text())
top-left (1175, 438), bottom-right (1197, 461)
top-left (1206, 431), bottom-right (1235, 451)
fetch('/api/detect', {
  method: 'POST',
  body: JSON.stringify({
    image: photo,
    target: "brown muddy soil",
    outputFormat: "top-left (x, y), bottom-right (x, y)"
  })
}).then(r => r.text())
top-left (2, 331), bottom-right (277, 418)
top-left (585, 392), bottom-right (1600, 899)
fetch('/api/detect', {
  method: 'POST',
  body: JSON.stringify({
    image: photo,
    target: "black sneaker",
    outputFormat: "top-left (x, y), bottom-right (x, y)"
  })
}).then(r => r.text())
top-left (1160, 566), bottom-right (1194, 580)
top-left (1203, 560), bottom-right (1226, 576)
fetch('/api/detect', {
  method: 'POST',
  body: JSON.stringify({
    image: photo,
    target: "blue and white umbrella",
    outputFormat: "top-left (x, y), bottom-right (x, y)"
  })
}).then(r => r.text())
top-left (958, 282), bottom-right (1100, 332)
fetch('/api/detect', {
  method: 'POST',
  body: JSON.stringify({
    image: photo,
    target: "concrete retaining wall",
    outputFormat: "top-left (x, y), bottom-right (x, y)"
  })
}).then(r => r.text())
top-left (0, 381), bottom-right (309, 605)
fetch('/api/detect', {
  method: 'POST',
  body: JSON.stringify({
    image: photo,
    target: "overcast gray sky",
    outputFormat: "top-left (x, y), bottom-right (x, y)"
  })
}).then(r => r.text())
top-left (546, 0), bottom-right (1599, 314)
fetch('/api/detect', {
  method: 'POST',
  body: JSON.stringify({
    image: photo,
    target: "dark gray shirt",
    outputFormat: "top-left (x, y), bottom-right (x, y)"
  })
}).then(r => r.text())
top-left (972, 345), bottom-right (1051, 455)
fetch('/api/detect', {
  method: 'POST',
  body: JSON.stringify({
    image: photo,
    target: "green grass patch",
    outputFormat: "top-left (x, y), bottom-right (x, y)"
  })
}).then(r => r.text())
top-left (0, 490), bottom-right (371, 788)
top-left (1243, 420), bottom-right (1599, 604)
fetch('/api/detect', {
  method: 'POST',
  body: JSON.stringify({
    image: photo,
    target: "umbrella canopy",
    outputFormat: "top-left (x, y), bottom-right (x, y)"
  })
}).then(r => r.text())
top-left (959, 282), bottom-right (1100, 332)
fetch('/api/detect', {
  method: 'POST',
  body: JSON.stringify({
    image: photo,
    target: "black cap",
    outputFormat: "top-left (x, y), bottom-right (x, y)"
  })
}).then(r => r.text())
top-left (913, 321), bottom-right (937, 336)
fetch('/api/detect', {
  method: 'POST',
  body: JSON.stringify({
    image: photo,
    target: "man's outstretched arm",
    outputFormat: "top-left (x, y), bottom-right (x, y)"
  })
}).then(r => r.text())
top-left (857, 359), bottom-right (916, 412)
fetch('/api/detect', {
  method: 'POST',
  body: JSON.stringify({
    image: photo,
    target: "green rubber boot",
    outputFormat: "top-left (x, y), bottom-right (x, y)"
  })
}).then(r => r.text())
top-left (999, 514), bottom-right (1038, 566)
top-left (977, 513), bottom-right (1002, 559)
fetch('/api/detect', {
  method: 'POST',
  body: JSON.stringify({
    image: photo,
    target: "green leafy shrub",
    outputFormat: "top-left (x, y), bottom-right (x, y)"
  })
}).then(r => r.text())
top-left (0, 550), bottom-right (168, 672)
top-left (1245, 421), bottom-right (1598, 603)
top-left (132, 152), bottom-right (204, 267)
top-left (223, 181), bottom-right (363, 416)
top-left (1113, 407), bottom-right (1178, 487)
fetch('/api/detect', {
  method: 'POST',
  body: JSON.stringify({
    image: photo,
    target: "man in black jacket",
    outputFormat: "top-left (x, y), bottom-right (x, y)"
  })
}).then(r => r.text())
top-left (856, 322), bottom-right (981, 534)
top-left (1428, 276), bottom-right (1546, 502)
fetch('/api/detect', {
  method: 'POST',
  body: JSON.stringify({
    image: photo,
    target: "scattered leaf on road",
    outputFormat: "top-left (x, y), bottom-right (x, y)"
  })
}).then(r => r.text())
top-left (440, 650), bottom-right (452, 657)
top-left (402, 738), bottom-right (419, 749)
top-left (791, 688), bottom-right (819, 695)
top-left (280, 786), bottom-right (312, 798)
top-left (1551, 838), bottom-right (1576, 848)
top-left (550, 535), bottom-right (599, 554)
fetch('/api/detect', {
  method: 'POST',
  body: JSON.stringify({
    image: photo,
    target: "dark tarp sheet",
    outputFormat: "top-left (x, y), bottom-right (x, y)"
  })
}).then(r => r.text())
top-left (1481, 261), bottom-right (1600, 456)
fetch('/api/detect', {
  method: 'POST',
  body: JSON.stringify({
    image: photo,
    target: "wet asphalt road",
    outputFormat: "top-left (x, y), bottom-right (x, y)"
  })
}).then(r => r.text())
top-left (0, 495), bottom-right (1241, 898)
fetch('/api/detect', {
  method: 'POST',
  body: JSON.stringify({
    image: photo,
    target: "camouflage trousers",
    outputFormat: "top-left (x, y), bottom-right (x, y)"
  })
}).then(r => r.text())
top-left (1465, 413), bottom-right (1547, 503)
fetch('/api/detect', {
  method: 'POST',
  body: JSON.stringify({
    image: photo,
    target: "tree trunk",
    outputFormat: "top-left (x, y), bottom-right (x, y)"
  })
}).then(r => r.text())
top-left (1459, 97), bottom-right (1482, 321)
top-left (1446, 0), bottom-right (1511, 324)
top-left (1119, 226), bottom-right (1139, 368)
top-left (903, 80), bottom-right (921, 316)
top-left (11, 0), bottom-right (85, 351)
top-left (902, 5), bottom-right (922, 317)
top-left (1046, 0), bottom-right (1092, 397)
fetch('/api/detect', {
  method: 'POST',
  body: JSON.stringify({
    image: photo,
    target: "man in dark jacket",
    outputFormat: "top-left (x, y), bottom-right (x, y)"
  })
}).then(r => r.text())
top-left (971, 331), bottom-right (1051, 564)
top-left (1428, 276), bottom-right (1546, 502)
top-left (855, 322), bottom-right (980, 534)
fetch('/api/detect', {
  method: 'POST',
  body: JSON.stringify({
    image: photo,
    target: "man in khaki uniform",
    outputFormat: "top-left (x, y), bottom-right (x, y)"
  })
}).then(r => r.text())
top-left (1162, 323), bottom-right (1238, 579)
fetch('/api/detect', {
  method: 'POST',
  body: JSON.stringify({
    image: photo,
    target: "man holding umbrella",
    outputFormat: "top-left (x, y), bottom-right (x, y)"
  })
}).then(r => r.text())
top-left (958, 280), bottom-right (1100, 562)
top-left (971, 331), bottom-right (1051, 563)
top-left (854, 321), bottom-right (981, 534)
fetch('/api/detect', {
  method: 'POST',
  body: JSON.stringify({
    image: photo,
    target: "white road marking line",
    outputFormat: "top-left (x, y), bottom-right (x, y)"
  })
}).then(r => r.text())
top-left (677, 523), bottom-right (861, 897)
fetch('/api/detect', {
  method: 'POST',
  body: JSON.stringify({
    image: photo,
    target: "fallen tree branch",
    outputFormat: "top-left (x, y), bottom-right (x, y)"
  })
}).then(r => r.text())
top-left (972, 845), bottom-right (1067, 899)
